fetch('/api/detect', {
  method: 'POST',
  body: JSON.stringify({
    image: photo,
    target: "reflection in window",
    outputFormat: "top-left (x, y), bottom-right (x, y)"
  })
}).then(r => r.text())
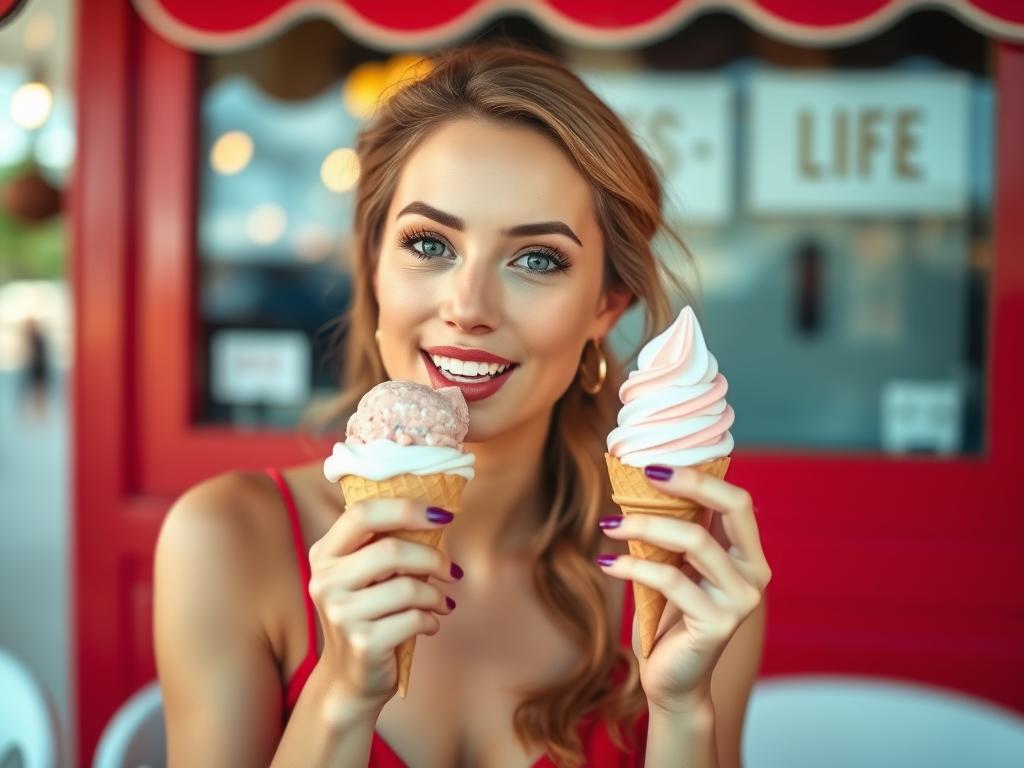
top-left (194, 12), bottom-right (992, 456)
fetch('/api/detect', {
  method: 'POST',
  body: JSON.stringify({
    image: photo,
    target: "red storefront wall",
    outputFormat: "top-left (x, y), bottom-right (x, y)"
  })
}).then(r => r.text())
top-left (73, 1), bottom-right (1024, 763)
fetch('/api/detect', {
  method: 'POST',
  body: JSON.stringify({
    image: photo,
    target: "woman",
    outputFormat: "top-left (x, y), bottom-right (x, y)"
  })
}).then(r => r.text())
top-left (155, 44), bottom-right (772, 767)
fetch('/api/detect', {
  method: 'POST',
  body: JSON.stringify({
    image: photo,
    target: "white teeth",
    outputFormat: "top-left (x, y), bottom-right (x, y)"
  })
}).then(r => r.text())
top-left (428, 353), bottom-right (512, 380)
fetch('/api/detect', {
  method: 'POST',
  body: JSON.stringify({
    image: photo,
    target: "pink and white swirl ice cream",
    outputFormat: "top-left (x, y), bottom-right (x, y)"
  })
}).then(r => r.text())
top-left (607, 306), bottom-right (734, 468)
top-left (324, 380), bottom-right (476, 482)
top-left (604, 306), bottom-right (735, 658)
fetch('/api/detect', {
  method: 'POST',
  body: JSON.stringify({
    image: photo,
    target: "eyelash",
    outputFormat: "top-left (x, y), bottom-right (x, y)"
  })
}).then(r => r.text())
top-left (396, 227), bottom-right (572, 274)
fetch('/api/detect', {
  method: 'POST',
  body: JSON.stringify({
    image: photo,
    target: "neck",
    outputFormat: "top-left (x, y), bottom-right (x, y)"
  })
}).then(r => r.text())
top-left (441, 409), bottom-right (553, 576)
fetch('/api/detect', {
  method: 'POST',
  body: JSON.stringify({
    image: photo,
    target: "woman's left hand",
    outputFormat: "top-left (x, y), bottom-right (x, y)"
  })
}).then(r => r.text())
top-left (596, 464), bottom-right (772, 714)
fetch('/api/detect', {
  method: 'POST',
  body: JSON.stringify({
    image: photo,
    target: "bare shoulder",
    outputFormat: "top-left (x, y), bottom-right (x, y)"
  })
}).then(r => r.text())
top-left (154, 471), bottom-right (290, 765)
top-left (161, 470), bottom-right (280, 537)
top-left (157, 470), bottom-right (288, 578)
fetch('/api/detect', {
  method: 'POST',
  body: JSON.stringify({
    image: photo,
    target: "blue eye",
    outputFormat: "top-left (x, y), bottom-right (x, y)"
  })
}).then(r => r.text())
top-left (407, 235), bottom-right (451, 260)
top-left (397, 228), bottom-right (572, 274)
top-left (513, 251), bottom-right (570, 273)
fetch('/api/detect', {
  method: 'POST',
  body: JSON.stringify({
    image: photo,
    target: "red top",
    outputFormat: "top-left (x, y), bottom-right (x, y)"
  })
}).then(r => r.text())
top-left (267, 468), bottom-right (648, 766)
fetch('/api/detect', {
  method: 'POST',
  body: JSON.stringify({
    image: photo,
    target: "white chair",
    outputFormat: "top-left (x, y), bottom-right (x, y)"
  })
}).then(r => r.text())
top-left (0, 647), bottom-right (62, 768)
top-left (92, 682), bottom-right (165, 768)
top-left (743, 674), bottom-right (1024, 768)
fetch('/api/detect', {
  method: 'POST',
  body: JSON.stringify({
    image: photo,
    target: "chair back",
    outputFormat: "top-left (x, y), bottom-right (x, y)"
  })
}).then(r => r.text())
top-left (92, 683), bottom-right (165, 768)
top-left (0, 648), bottom-right (62, 768)
top-left (743, 675), bottom-right (1024, 768)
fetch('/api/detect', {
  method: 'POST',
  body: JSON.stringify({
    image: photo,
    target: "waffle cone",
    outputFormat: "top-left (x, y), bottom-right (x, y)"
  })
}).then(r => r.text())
top-left (337, 470), bottom-right (467, 699)
top-left (604, 453), bottom-right (731, 658)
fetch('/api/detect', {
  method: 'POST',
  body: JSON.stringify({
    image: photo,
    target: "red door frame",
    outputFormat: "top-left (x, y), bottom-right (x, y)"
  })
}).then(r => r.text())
top-left (72, 2), bottom-right (1024, 762)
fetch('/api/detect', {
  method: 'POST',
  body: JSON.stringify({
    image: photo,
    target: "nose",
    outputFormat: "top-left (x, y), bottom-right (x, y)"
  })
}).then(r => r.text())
top-left (437, 254), bottom-right (502, 334)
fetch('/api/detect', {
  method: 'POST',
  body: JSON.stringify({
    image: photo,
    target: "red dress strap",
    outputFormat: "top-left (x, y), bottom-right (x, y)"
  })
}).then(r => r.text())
top-left (264, 468), bottom-right (319, 713)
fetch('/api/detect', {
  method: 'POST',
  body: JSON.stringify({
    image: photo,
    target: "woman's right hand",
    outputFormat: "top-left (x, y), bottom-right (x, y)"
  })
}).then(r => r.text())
top-left (307, 499), bottom-right (461, 710)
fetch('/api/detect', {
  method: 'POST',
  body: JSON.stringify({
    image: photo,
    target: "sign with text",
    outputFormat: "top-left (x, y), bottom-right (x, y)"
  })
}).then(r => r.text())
top-left (210, 329), bottom-right (310, 405)
top-left (748, 72), bottom-right (969, 215)
top-left (582, 72), bottom-right (734, 224)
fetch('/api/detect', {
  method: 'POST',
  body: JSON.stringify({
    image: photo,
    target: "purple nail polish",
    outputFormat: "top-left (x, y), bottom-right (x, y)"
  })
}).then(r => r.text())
top-left (446, 596), bottom-right (457, 610)
top-left (644, 465), bottom-right (673, 481)
top-left (595, 554), bottom-right (619, 567)
top-left (450, 562), bottom-right (464, 580)
top-left (598, 515), bottom-right (623, 529)
top-left (426, 507), bottom-right (454, 524)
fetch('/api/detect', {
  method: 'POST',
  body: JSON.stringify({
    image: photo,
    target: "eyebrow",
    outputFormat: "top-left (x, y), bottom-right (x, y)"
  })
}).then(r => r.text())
top-left (397, 201), bottom-right (582, 247)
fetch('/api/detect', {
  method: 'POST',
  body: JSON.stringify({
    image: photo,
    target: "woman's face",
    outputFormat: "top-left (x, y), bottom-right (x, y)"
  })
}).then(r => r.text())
top-left (374, 117), bottom-right (629, 442)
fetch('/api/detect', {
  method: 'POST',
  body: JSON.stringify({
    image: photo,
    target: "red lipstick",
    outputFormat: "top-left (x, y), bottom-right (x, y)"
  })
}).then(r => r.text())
top-left (420, 350), bottom-right (517, 402)
top-left (422, 345), bottom-right (517, 366)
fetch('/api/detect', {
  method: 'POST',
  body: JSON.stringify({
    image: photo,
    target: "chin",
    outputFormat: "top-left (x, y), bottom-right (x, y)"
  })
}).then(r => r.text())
top-left (461, 414), bottom-right (498, 444)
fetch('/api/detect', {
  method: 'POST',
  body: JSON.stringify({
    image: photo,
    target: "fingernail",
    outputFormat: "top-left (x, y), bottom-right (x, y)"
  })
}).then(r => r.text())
top-left (598, 515), bottom-right (623, 529)
top-left (426, 507), bottom-right (454, 524)
top-left (595, 554), bottom-right (619, 568)
top-left (446, 596), bottom-right (457, 610)
top-left (644, 465), bottom-right (673, 481)
top-left (450, 562), bottom-right (464, 580)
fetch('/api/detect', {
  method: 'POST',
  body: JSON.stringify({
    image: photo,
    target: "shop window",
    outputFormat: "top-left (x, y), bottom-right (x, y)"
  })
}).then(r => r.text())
top-left (193, 11), bottom-right (993, 456)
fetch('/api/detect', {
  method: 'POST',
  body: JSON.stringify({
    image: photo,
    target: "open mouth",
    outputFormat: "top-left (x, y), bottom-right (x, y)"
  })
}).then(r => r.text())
top-left (421, 349), bottom-right (519, 384)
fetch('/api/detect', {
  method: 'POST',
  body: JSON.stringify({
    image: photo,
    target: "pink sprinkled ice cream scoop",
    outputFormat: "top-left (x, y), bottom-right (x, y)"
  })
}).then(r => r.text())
top-left (322, 379), bottom-right (475, 700)
top-left (345, 380), bottom-right (470, 449)
top-left (324, 380), bottom-right (475, 483)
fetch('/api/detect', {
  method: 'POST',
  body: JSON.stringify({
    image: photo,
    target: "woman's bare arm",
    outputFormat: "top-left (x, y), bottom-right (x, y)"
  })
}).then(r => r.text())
top-left (154, 475), bottom-right (381, 767)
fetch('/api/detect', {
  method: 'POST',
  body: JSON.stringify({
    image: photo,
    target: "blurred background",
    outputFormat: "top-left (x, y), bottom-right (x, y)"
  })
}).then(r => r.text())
top-left (1, 0), bottom-right (1023, 766)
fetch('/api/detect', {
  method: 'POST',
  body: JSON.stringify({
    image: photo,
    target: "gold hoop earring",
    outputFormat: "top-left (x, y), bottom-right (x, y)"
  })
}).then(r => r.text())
top-left (374, 328), bottom-right (381, 346)
top-left (578, 338), bottom-right (606, 395)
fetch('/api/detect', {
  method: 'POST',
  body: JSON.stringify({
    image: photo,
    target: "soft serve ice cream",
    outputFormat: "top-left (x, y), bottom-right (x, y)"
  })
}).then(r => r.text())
top-left (604, 306), bottom-right (735, 658)
top-left (607, 306), bottom-right (734, 468)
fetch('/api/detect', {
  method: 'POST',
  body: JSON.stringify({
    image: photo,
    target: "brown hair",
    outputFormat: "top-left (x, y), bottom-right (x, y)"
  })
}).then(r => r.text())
top-left (309, 43), bottom-right (695, 766)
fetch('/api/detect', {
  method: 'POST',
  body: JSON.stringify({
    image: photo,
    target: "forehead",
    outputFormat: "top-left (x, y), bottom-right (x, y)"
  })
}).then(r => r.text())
top-left (390, 118), bottom-right (596, 234)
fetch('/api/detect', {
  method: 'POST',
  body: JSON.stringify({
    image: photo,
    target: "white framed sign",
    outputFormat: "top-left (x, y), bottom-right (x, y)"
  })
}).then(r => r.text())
top-left (581, 72), bottom-right (735, 224)
top-left (210, 329), bottom-right (311, 406)
top-left (880, 379), bottom-right (963, 455)
top-left (748, 72), bottom-right (969, 216)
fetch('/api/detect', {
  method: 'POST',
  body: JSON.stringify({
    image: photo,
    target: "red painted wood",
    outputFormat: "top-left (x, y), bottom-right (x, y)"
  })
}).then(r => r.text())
top-left (72, 0), bottom-right (137, 763)
top-left (73, 8), bottom-right (1024, 765)
top-left (73, 10), bottom-right (329, 761)
top-left (135, 22), bottom-right (324, 498)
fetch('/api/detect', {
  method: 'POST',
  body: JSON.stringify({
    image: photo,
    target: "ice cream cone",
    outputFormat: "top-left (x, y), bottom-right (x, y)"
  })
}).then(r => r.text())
top-left (604, 452), bottom-right (731, 658)
top-left (337, 470), bottom-right (468, 698)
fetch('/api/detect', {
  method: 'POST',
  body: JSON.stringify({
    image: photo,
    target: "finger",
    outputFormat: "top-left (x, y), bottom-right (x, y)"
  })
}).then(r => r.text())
top-left (597, 554), bottom-right (729, 628)
top-left (333, 535), bottom-right (458, 590)
top-left (310, 499), bottom-right (454, 562)
top-left (643, 466), bottom-right (765, 562)
top-left (348, 576), bottom-right (454, 621)
top-left (601, 514), bottom-right (750, 596)
top-left (359, 609), bottom-right (441, 654)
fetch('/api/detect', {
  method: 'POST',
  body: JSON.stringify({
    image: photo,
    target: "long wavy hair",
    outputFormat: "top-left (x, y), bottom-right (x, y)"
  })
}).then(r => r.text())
top-left (307, 43), bottom-right (696, 767)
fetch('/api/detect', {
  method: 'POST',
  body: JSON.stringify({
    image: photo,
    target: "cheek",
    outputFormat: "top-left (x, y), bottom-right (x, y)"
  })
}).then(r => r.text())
top-left (377, 268), bottom-right (429, 325)
top-left (513, 292), bottom-right (591, 379)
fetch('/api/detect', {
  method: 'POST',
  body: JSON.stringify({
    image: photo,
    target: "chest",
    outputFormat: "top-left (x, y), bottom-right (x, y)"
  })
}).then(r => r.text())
top-left (373, 581), bottom-right (582, 768)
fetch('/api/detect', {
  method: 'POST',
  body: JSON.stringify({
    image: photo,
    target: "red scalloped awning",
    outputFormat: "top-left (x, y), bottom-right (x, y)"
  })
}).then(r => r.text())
top-left (0, 0), bottom-right (28, 27)
top-left (132, 0), bottom-right (1024, 51)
